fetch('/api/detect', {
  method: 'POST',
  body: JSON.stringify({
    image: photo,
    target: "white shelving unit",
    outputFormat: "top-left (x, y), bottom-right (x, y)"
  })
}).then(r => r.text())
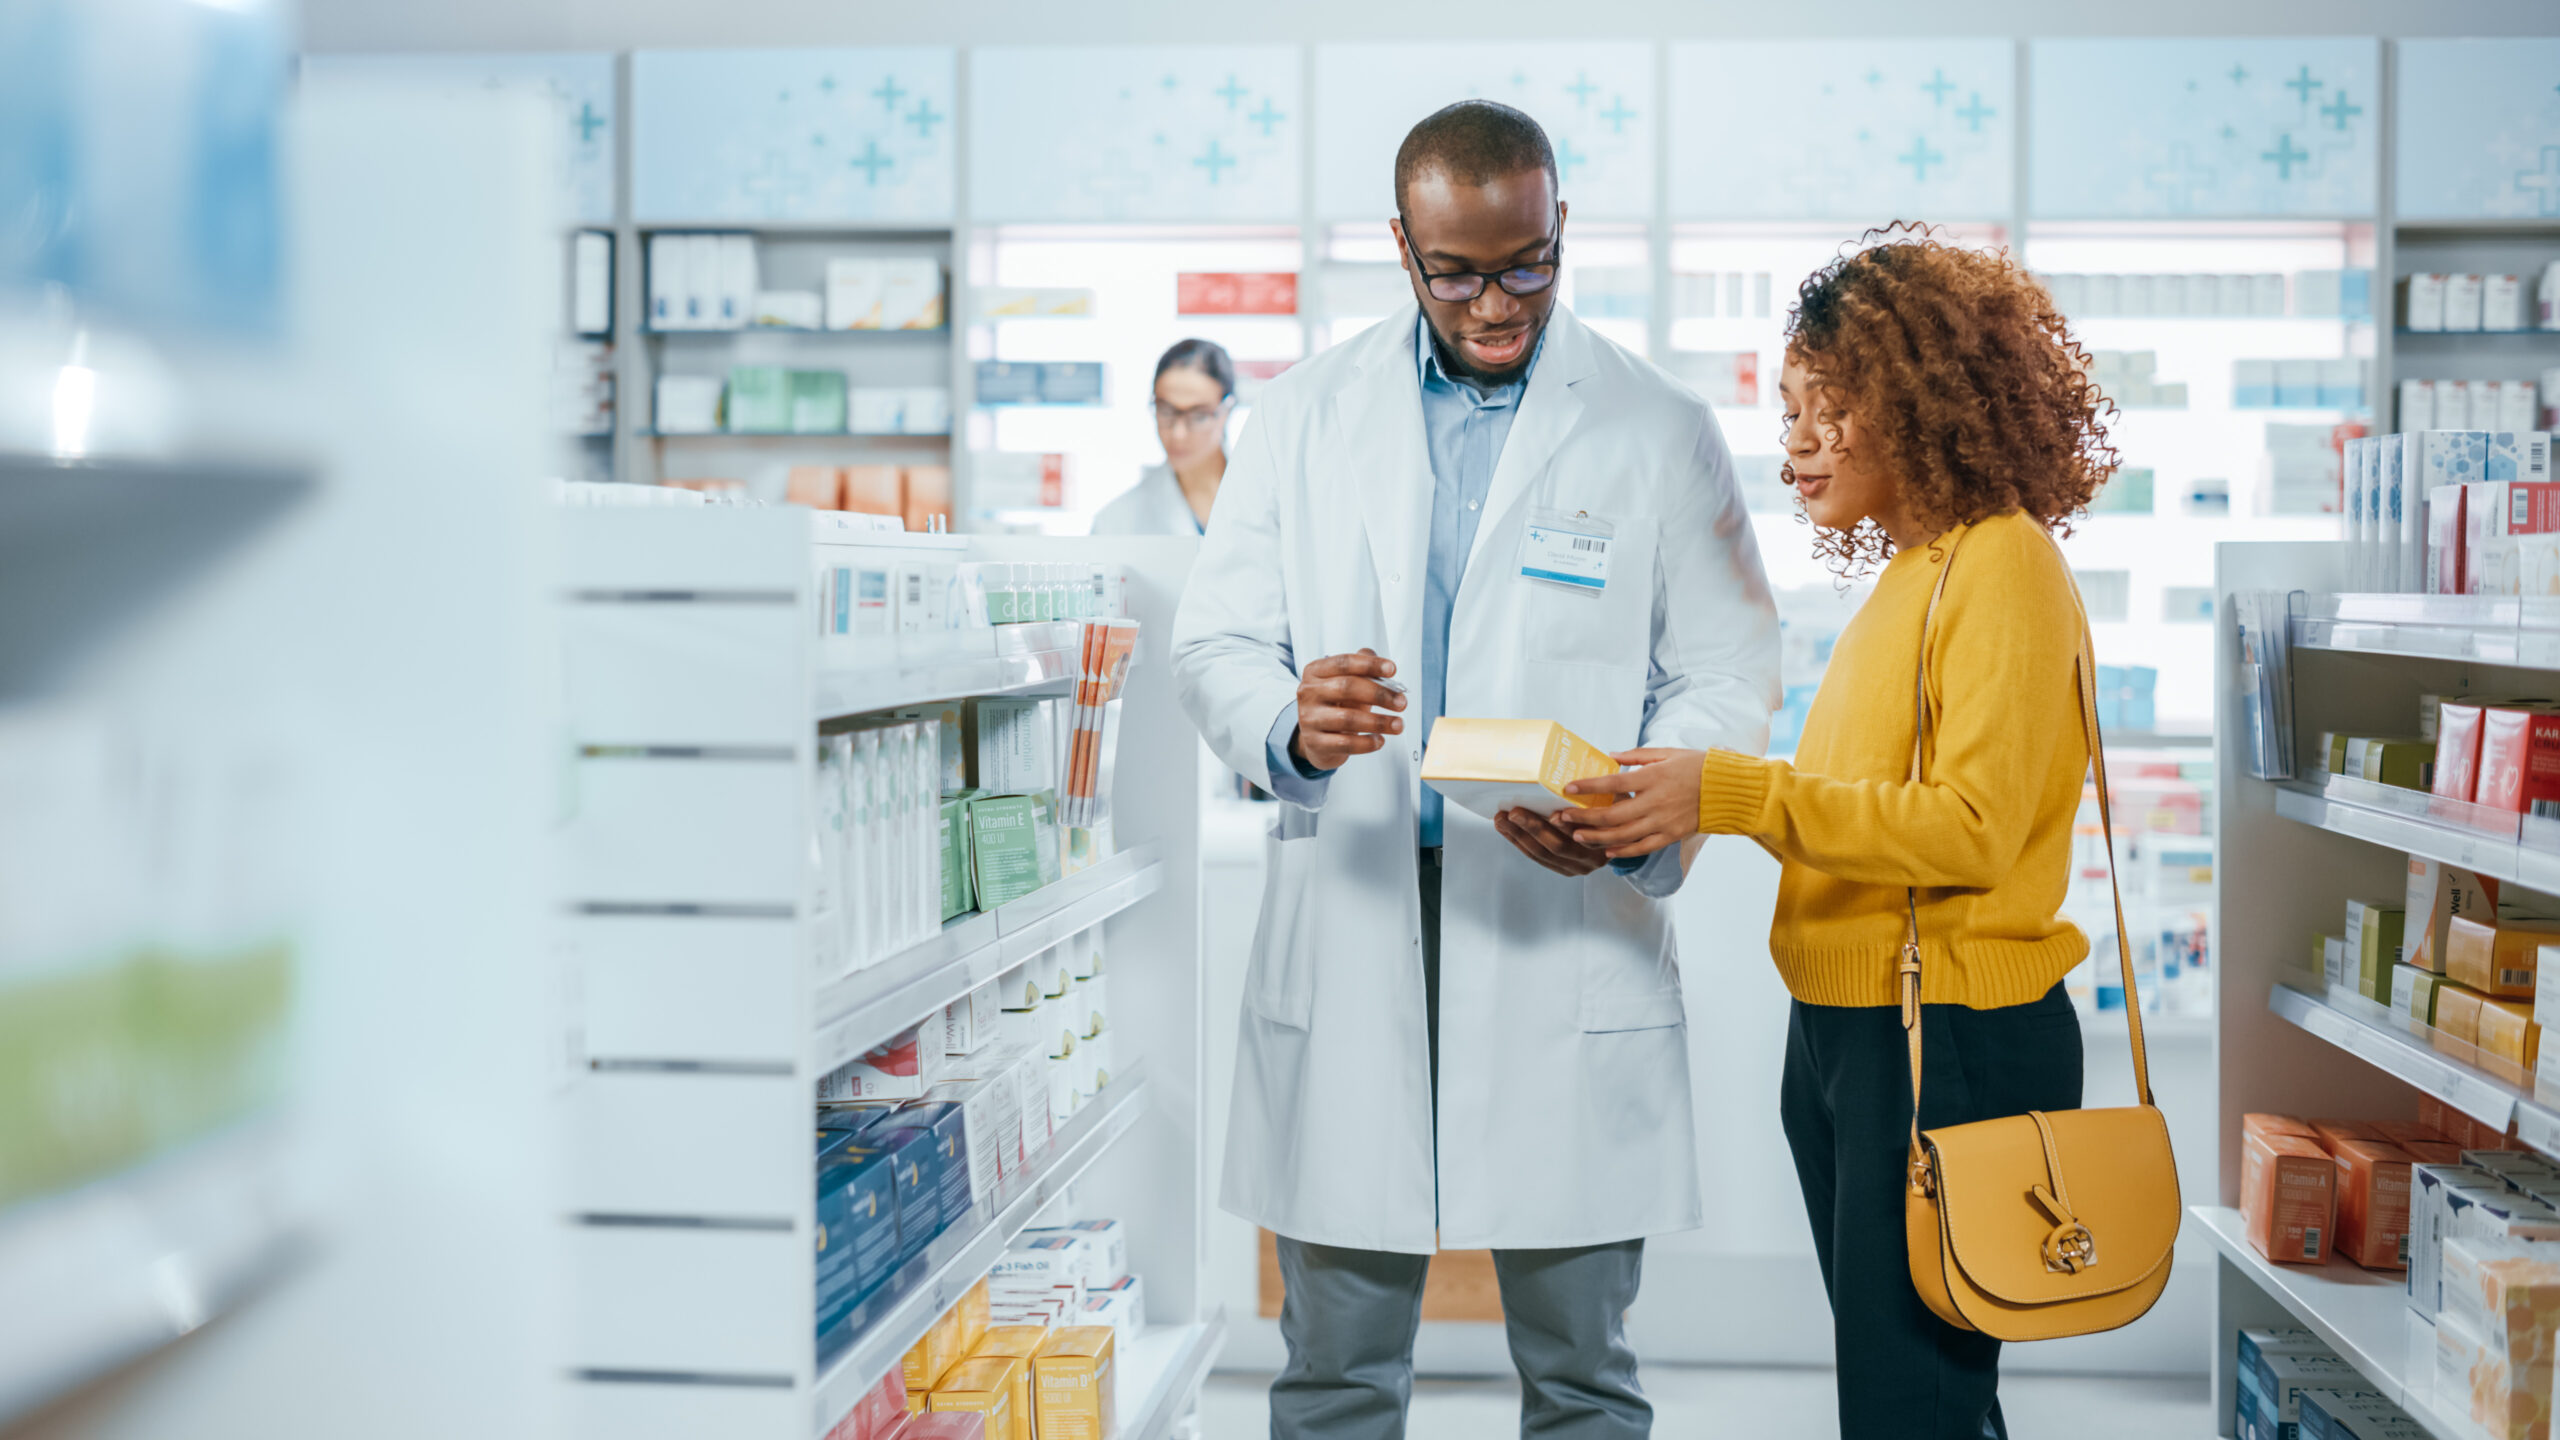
top-left (2211, 540), bottom-right (2560, 1438)
top-left (554, 512), bottom-right (1217, 1438)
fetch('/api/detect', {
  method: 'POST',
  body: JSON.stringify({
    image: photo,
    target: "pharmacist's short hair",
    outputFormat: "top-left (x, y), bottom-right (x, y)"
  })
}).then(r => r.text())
top-left (1394, 101), bottom-right (1557, 212)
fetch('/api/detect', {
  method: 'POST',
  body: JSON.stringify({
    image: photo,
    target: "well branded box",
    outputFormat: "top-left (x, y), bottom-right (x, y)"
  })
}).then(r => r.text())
top-left (2357, 739), bottom-right (2433, 789)
top-left (993, 1232), bottom-right (1089, 1289)
top-left (930, 1356), bottom-right (1024, 1440)
top-left (1032, 1326), bottom-right (1118, 1440)
top-left (2448, 917), bottom-right (2560, 997)
top-left (2333, 1139), bottom-right (2418, 1270)
top-left (2409, 854), bottom-right (2499, 971)
top-left (1419, 718), bottom-right (1621, 820)
top-left (2246, 1113), bottom-right (2319, 1141)
top-left (2243, 1129), bottom-right (2337, 1263)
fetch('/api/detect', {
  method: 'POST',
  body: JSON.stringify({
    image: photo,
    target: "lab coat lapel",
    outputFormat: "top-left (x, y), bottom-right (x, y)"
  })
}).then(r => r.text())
top-left (1461, 307), bottom-right (1593, 580)
top-left (1339, 311), bottom-right (1432, 665)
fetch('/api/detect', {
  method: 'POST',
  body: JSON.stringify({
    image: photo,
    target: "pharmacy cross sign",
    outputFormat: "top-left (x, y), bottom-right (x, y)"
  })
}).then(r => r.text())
top-left (2228, 64), bottom-right (2249, 86)
top-left (1598, 96), bottom-right (1636, 135)
top-left (1955, 92), bottom-right (1995, 133)
top-left (1193, 139), bottom-right (1237, 185)
top-left (1899, 134), bottom-right (1945, 183)
top-left (871, 76), bottom-right (906, 113)
top-left (1216, 74), bottom-right (1248, 110)
top-left (2284, 65), bottom-right (2323, 106)
top-left (1921, 68), bottom-right (1955, 106)
top-left (1246, 98), bottom-right (1285, 138)
top-left (2145, 143), bottom-right (2216, 211)
top-left (573, 102), bottom-right (605, 143)
top-left (2320, 89), bottom-right (2363, 131)
top-left (905, 98), bottom-right (944, 139)
top-left (1556, 138), bottom-right (1587, 179)
top-left (849, 139), bottom-right (893, 185)
top-left (1565, 72), bottom-right (1599, 107)
top-left (2517, 147), bottom-right (2560, 217)
top-left (2261, 132), bottom-right (2310, 181)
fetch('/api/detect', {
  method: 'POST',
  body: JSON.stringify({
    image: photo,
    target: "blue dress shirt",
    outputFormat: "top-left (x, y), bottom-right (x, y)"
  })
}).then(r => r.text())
top-left (1263, 314), bottom-right (1672, 891)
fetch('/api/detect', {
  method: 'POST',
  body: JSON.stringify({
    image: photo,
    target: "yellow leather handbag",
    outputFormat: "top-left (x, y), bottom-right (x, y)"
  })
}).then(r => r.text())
top-left (1898, 527), bottom-right (2182, 1343)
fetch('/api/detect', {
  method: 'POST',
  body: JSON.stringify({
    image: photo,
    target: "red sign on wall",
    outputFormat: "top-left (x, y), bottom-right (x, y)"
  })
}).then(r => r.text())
top-left (1177, 272), bottom-right (1299, 316)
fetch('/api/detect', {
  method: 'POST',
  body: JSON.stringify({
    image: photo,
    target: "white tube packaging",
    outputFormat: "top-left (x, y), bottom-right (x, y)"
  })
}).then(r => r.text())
top-left (2398, 434), bottom-right (2428, 592)
top-left (2345, 436), bottom-right (2372, 590)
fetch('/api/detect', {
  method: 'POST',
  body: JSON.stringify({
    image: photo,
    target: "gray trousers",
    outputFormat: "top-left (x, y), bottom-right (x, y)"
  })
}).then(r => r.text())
top-left (1267, 849), bottom-right (1651, 1440)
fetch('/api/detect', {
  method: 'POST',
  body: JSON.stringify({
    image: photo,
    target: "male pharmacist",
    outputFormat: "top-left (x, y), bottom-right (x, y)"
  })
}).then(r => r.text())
top-left (1172, 101), bottom-right (1779, 1439)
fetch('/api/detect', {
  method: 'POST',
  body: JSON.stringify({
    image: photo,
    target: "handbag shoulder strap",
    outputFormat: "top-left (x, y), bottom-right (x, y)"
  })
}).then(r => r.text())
top-left (1901, 522), bottom-right (2154, 1183)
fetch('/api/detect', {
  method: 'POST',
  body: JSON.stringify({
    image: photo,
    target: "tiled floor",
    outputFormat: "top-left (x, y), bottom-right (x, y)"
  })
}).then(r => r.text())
top-left (1198, 1366), bottom-right (2214, 1438)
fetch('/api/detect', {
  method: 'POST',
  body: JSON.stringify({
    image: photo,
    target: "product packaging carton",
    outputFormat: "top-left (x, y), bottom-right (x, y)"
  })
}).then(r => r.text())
top-left (2409, 853), bottom-right (2500, 969)
top-left (930, 1356), bottom-right (1024, 1440)
top-left (923, 1076), bottom-right (1011, 1207)
top-left (2533, 945), bottom-right (2560, 1037)
top-left (2408, 1140), bottom-right (2469, 1167)
top-left (2313, 1118), bottom-right (2384, 1151)
top-left (944, 982), bottom-right (1001, 1057)
top-left (993, 1232), bottom-right (1089, 1289)
top-left (2437, 984), bottom-right (2489, 1054)
top-left (878, 258), bottom-right (946, 330)
top-left (2479, 707), bottom-right (2560, 815)
top-left (2345, 903), bottom-right (2407, 999)
top-left (905, 1294), bottom-right (975, 1395)
top-left (2334, 1139), bottom-right (2419, 1269)
top-left (969, 1325), bottom-right (1046, 1428)
top-left (2445, 1235), bottom-right (2560, 1373)
top-left (2392, 964), bottom-right (2444, 1024)
top-left (789, 465), bottom-right (848, 509)
top-left (2325, 936), bottom-right (2351, 989)
top-left (2245, 1113), bottom-right (2320, 1142)
top-left (967, 792), bottom-right (1061, 908)
top-left (2236, 1328), bottom-right (2331, 1440)
top-left (2358, 739), bottom-right (2434, 789)
top-left (966, 698), bottom-right (1061, 795)
top-left (1032, 1327), bottom-right (1118, 1440)
top-left (2379, 1119), bottom-right (2449, 1146)
top-left (2434, 483), bottom-right (2472, 594)
top-left (878, 1099), bottom-right (973, 1231)
top-left (895, 1415), bottom-right (989, 1439)
top-left (867, 1123), bottom-right (946, 1264)
top-left (2244, 1130), bottom-right (2338, 1263)
top-left (815, 1143), bottom-right (901, 1335)
top-left (1021, 1219), bottom-right (1125, 1287)
top-left (2253, 1353), bottom-right (2372, 1440)
top-left (2405, 273), bottom-right (2449, 331)
top-left (2478, 996), bottom-right (2542, 1074)
top-left (2299, 1389), bottom-right (2429, 1440)
top-left (1420, 718), bottom-right (1620, 819)
top-left (2450, 274), bottom-right (2489, 331)
top-left (2448, 917), bottom-right (2560, 997)
top-left (819, 1024), bottom-right (949, 1102)
top-left (2414, 1165), bottom-right (2505, 1315)
top-left (2437, 1305), bottom-right (2552, 1440)
top-left (938, 796), bottom-right (976, 921)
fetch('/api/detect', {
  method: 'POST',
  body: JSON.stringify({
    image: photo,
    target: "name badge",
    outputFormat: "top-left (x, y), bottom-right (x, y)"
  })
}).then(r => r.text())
top-left (1518, 508), bottom-right (1614, 591)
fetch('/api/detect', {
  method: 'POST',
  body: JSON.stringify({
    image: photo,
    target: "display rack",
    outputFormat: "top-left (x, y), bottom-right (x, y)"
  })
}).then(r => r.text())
top-left (2380, 219), bottom-right (2560, 433)
top-left (555, 512), bottom-right (1216, 1438)
top-left (2211, 540), bottom-right (2560, 1439)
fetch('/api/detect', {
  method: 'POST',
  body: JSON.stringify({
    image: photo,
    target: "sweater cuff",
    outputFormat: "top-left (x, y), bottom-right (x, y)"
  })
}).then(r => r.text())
top-left (1697, 749), bottom-right (1774, 836)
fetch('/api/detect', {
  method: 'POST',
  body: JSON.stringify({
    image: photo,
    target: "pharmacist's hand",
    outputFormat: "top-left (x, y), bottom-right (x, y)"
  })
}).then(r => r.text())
top-left (1291, 650), bottom-right (1406, 771)
top-left (1495, 807), bottom-right (1612, 877)
top-left (1555, 748), bottom-right (1706, 859)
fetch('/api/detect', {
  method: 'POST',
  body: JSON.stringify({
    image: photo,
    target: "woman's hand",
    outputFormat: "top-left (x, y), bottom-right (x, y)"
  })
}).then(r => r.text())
top-left (1555, 748), bottom-right (1707, 859)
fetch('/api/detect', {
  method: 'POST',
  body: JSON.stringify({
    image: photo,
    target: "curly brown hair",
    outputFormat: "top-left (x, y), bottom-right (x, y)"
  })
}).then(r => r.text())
top-left (1782, 223), bottom-right (2120, 576)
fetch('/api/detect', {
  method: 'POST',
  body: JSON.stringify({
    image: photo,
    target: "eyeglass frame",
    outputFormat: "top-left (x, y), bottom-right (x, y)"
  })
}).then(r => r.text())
top-left (1152, 396), bottom-right (1233, 430)
top-left (1395, 204), bottom-right (1564, 303)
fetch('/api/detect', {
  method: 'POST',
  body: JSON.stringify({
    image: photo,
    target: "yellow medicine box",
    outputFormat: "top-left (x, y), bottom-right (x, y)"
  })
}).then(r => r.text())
top-left (2447, 918), bottom-right (2560, 999)
top-left (971, 1325), bottom-right (1048, 1431)
top-left (1033, 1325), bottom-right (1118, 1440)
top-left (1420, 718), bottom-right (1619, 820)
top-left (2479, 996), bottom-right (2542, 1074)
top-left (2436, 983), bottom-right (2488, 1058)
top-left (932, 1355), bottom-right (1026, 1440)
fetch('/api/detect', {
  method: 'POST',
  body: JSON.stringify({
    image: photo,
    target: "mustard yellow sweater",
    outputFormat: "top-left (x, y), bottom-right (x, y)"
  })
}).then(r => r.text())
top-left (1697, 511), bottom-right (2091, 1009)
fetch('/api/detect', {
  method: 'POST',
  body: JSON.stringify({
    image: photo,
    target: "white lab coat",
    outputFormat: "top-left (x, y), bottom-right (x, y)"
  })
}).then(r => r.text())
top-left (1172, 305), bottom-right (1781, 1253)
top-left (1091, 465), bottom-right (1204, 536)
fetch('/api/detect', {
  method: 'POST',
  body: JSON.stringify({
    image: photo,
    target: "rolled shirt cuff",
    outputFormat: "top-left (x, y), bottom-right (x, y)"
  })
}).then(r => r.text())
top-left (1263, 700), bottom-right (1334, 808)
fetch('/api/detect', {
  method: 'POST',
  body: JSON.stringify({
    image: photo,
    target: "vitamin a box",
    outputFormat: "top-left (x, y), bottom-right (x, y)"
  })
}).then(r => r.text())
top-left (1419, 718), bottom-right (1620, 819)
top-left (2333, 1139), bottom-right (2418, 1270)
top-left (2244, 1129), bottom-right (2338, 1263)
top-left (1032, 1326), bottom-right (1118, 1440)
top-left (2246, 1114), bottom-right (2320, 1142)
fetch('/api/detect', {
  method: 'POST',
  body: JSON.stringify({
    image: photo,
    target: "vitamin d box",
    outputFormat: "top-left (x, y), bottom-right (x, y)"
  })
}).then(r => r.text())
top-left (1031, 1326), bottom-right (1118, 1440)
top-left (2243, 1129), bottom-right (2338, 1263)
top-left (930, 1356), bottom-right (1024, 1440)
top-left (1420, 718), bottom-right (1619, 819)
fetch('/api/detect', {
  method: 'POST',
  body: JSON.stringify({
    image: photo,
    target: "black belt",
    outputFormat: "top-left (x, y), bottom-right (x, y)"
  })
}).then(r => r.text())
top-left (1418, 846), bottom-right (1442, 868)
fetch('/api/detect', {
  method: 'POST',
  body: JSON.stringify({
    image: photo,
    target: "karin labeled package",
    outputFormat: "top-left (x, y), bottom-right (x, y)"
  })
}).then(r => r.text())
top-left (2477, 706), bottom-right (2560, 815)
top-left (2409, 854), bottom-right (2501, 972)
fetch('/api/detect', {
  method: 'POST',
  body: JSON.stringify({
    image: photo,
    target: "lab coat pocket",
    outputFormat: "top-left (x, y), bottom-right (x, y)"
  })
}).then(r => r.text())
top-left (1522, 529), bottom-right (1655, 669)
top-left (1245, 833), bottom-right (1318, 1030)
top-left (1577, 939), bottom-right (1687, 1034)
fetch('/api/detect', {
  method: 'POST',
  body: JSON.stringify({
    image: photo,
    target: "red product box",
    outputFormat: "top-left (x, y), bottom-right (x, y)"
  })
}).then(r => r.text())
top-left (1176, 271), bottom-right (1298, 315)
top-left (2475, 706), bottom-right (2560, 815)
top-left (2435, 702), bottom-right (2487, 803)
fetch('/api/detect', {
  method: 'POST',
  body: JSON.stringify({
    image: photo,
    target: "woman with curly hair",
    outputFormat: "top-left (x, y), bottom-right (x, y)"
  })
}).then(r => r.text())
top-left (1557, 225), bottom-right (2119, 1438)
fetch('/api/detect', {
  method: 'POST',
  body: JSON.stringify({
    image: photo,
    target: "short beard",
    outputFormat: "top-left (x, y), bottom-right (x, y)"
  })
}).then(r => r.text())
top-left (1424, 314), bottom-right (1539, 390)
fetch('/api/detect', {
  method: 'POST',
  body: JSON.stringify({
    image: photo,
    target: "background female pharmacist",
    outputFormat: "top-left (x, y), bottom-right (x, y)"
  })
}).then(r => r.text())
top-left (1558, 227), bottom-right (2118, 1440)
top-left (1091, 337), bottom-right (1235, 535)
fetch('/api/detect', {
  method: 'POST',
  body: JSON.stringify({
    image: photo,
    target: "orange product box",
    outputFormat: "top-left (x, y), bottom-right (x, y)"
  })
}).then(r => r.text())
top-left (2246, 1113), bottom-right (2320, 1142)
top-left (904, 1291), bottom-right (978, 1396)
top-left (2334, 1138), bottom-right (2419, 1270)
top-left (931, 1356), bottom-right (1024, 1440)
top-left (904, 464), bottom-right (953, 534)
top-left (2243, 1130), bottom-right (2338, 1264)
top-left (2409, 1139), bottom-right (2469, 1165)
top-left (844, 465), bottom-right (905, 519)
top-left (1032, 1325), bottom-right (1118, 1440)
top-left (2376, 1118), bottom-right (2448, 1145)
top-left (788, 464), bottom-right (847, 509)
top-left (2437, 702), bottom-right (2489, 803)
top-left (2437, 983), bottom-right (2490, 1057)
top-left (2476, 706), bottom-right (2560, 815)
top-left (2447, 917), bottom-right (2560, 998)
top-left (2311, 1118), bottom-right (2382, 1152)
top-left (2479, 996), bottom-right (2543, 1072)
top-left (971, 1324), bottom-right (1047, 1429)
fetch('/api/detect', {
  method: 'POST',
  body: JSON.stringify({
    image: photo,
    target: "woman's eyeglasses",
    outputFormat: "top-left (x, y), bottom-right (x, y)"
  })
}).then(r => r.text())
top-left (1398, 206), bottom-right (1563, 303)
top-left (1154, 400), bottom-right (1231, 430)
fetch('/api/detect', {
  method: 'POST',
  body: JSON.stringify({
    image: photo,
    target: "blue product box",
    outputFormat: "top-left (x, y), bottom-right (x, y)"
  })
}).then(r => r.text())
top-left (815, 1141), bottom-right (901, 1336)
top-left (974, 360), bottom-right (1041, 405)
top-left (867, 1123), bottom-right (947, 1265)
top-left (1038, 361), bottom-right (1105, 405)
top-left (817, 1102), bottom-right (900, 1134)
top-left (885, 1098), bottom-right (975, 1231)
top-left (2342, 269), bottom-right (2372, 322)
top-left (2487, 430), bottom-right (2552, 483)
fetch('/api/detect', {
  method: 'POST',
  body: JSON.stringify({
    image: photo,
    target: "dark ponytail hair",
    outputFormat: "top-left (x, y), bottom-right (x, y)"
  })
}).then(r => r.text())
top-left (1153, 337), bottom-right (1236, 400)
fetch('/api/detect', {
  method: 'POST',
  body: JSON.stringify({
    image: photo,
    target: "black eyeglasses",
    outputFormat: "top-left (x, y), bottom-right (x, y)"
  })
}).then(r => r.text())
top-left (1398, 206), bottom-right (1563, 303)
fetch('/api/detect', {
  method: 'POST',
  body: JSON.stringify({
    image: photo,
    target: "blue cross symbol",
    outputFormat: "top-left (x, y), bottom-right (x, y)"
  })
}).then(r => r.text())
top-left (573, 102), bottom-right (604, 143)
top-left (1921, 68), bottom-right (1955, 106)
top-left (1599, 95), bottom-right (1637, 135)
top-left (1247, 98), bottom-right (1285, 137)
top-left (1899, 134), bottom-right (1944, 182)
top-left (2228, 63), bottom-right (2249, 86)
top-left (1955, 92), bottom-right (1995, 132)
top-left (905, 98), bottom-right (944, 139)
top-left (1865, 69), bottom-right (1884, 87)
top-left (872, 76), bottom-right (906, 113)
top-left (2320, 89), bottom-right (2363, 131)
top-left (1215, 74), bottom-right (1248, 109)
top-left (1557, 138), bottom-right (1587, 178)
top-left (1193, 140), bottom-right (1236, 184)
top-left (819, 74), bottom-right (836, 93)
top-left (849, 139), bottom-right (893, 184)
top-left (1161, 73), bottom-right (1180, 91)
top-left (2516, 147), bottom-right (2560, 216)
top-left (2145, 143), bottom-right (2217, 210)
top-left (2262, 132), bottom-right (2310, 180)
top-left (1565, 72), bottom-right (1599, 107)
top-left (2284, 65), bottom-right (2323, 105)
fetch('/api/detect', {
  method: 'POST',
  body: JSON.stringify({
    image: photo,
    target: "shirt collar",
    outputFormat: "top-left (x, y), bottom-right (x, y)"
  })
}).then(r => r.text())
top-left (1415, 310), bottom-right (1540, 407)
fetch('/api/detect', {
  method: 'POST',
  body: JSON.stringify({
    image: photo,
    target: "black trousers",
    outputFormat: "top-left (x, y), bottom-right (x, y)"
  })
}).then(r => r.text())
top-left (1779, 983), bottom-right (2084, 1440)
